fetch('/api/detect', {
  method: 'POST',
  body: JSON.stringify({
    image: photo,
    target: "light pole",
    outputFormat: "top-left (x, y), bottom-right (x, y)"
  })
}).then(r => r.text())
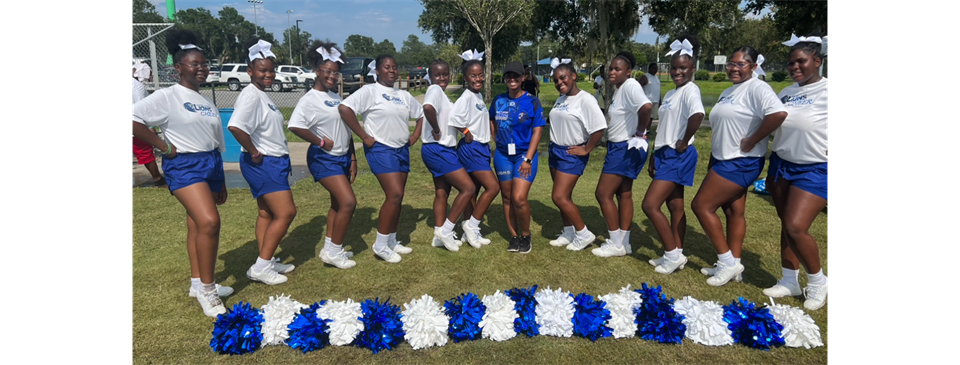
top-left (248, 0), bottom-right (263, 36)
top-left (286, 10), bottom-right (293, 63)
top-left (295, 20), bottom-right (304, 66)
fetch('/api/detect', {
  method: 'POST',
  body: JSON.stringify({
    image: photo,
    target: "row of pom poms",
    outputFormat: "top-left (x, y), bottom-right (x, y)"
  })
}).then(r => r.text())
top-left (210, 284), bottom-right (823, 355)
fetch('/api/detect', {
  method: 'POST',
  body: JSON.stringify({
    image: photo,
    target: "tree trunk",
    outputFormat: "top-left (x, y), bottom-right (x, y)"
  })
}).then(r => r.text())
top-left (484, 36), bottom-right (493, 104)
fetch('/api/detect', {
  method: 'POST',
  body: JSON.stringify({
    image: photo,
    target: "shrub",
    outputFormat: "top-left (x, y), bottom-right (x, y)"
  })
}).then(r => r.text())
top-left (579, 73), bottom-right (589, 81)
top-left (771, 71), bottom-right (788, 82)
top-left (694, 70), bottom-right (710, 80)
top-left (492, 72), bottom-right (503, 83)
top-left (712, 72), bottom-right (727, 82)
top-left (455, 74), bottom-right (464, 84)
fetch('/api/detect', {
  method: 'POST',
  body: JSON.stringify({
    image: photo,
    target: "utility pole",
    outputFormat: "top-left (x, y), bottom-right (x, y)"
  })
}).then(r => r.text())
top-left (248, 0), bottom-right (263, 36)
top-left (296, 20), bottom-right (304, 66)
top-left (286, 10), bottom-right (293, 63)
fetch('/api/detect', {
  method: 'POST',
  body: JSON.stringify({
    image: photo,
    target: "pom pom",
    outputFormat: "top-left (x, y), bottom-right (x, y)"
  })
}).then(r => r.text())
top-left (401, 294), bottom-right (450, 350)
top-left (674, 296), bottom-right (733, 346)
top-left (535, 287), bottom-right (575, 337)
top-left (316, 298), bottom-right (365, 346)
top-left (753, 179), bottom-right (770, 195)
top-left (210, 302), bottom-right (264, 355)
top-left (444, 293), bottom-right (486, 342)
top-left (260, 294), bottom-right (308, 347)
top-left (634, 283), bottom-right (686, 344)
top-left (479, 290), bottom-right (519, 342)
top-left (355, 298), bottom-right (404, 354)
top-left (599, 285), bottom-right (643, 339)
top-left (768, 303), bottom-right (823, 349)
top-left (572, 293), bottom-right (612, 342)
top-left (506, 285), bottom-right (540, 337)
top-left (286, 301), bottom-right (332, 353)
top-left (722, 297), bottom-right (785, 350)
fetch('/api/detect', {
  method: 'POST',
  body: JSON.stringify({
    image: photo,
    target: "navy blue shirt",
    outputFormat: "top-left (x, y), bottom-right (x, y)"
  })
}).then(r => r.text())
top-left (489, 92), bottom-right (546, 156)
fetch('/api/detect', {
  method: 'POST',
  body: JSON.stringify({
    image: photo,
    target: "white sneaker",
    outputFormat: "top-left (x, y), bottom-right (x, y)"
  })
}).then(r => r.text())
top-left (762, 280), bottom-right (802, 298)
top-left (271, 257), bottom-right (295, 274)
top-left (591, 240), bottom-right (626, 257)
top-left (648, 256), bottom-right (664, 267)
top-left (197, 287), bottom-right (226, 317)
top-left (189, 283), bottom-right (234, 298)
top-left (433, 236), bottom-right (463, 247)
top-left (246, 265), bottom-right (288, 285)
top-left (566, 230), bottom-right (596, 251)
top-left (655, 255), bottom-right (687, 274)
top-left (320, 248), bottom-right (357, 269)
top-left (374, 247), bottom-right (402, 263)
top-left (388, 239), bottom-right (412, 254)
top-left (803, 283), bottom-right (828, 310)
top-left (549, 232), bottom-right (575, 247)
top-left (622, 242), bottom-right (632, 255)
top-left (461, 222), bottom-right (486, 249)
top-left (706, 262), bottom-right (745, 286)
top-left (434, 227), bottom-right (460, 252)
top-left (701, 263), bottom-right (743, 282)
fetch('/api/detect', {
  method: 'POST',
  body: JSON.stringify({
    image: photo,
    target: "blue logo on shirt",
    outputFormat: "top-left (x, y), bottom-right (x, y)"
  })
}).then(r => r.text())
top-left (553, 103), bottom-right (570, 112)
top-left (661, 100), bottom-right (673, 110)
top-left (324, 100), bottom-right (340, 107)
top-left (381, 93), bottom-right (405, 106)
top-left (717, 96), bottom-right (735, 105)
top-left (183, 102), bottom-right (217, 117)
top-left (268, 104), bottom-right (279, 112)
top-left (475, 103), bottom-right (484, 111)
top-left (781, 94), bottom-right (812, 106)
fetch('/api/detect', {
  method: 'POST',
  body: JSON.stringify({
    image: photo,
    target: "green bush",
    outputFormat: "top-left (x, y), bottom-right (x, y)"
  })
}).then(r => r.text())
top-left (712, 72), bottom-right (727, 82)
top-left (771, 71), bottom-right (788, 82)
top-left (492, 72), bottom-right (503, 83)
top-left (695, 70), bottom-right (710, 80)
top-left (578, 73), bottom-right (589, 81)
top-left (591, 70), bottom-right (601, 78)
top-left (455, 74), bottom-right (464, 84)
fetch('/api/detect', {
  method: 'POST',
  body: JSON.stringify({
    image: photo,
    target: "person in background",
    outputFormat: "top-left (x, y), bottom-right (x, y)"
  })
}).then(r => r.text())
top-left (521, 64), bottom-right (540, 96)
top-left (593, 65), bottom-right (605, 114)
top-left (133, 61), bottom-right (166, 187)
top-left (639, 63), bottom-right (661, 126)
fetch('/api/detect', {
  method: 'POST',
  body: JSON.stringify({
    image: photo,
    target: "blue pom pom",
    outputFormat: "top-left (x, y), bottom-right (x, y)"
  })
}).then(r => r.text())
top-left (634, 283), bottom-right (686, 344)
top-left (286, 301), bottom-right (331, 353)
top-left (753, 179), bottom-right (770, 195)
top-left (355, 298), bottom-right (404, 354)
top-left (722, 297), bottom-right (785, 350)
top-left (506, 285), bottom-right (540, 337)
top-left (572, 293), bottom-right (612, 342)
top-left (210, 301), bottom-right (264, 355)
top-left (443, 293), bottom-right (486, 342)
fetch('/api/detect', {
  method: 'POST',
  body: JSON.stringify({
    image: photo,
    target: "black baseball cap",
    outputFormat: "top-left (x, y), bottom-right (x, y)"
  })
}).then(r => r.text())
top-left (504, 62), bottom-right (524, 77)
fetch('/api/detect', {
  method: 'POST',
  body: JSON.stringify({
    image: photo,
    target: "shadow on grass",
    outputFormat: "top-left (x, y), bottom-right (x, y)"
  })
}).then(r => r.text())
top-left (397, 203), bottom-right (433, 246)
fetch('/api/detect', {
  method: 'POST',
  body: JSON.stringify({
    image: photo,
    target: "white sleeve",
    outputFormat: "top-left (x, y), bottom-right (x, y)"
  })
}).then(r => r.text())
top-left (227, 90), bottom-right (259, 135)
top-left (754, 82), bottom-right (787, 116)
top-left (406, 92), bottom-right (424, 120)
top-left (625, 81), bottom-right (651, 111)
top-left (132, 83), bottom-right (146, 104)
top-left (287, 98), bottom-right (315, 130)
top-left (682, 87), bottom-right (705, 120)
top-left (447, 97), bottom-right (469, 128)
top-left (132, 90), bottom-right (169, 127)
top-left (581, 97), bottom-right (607, 134)
top-left (422, 86), bottom-right (443, 108)
top-left (340, 86), bottom-right (374, 115)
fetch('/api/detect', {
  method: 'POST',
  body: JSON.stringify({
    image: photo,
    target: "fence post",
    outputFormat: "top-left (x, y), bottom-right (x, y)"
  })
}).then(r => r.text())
top-left (147, 26), bottom-right (159, 90)
top-left (211, 82), bottom-right (217, 107)
top-left (339, 76), bottom-right (343, 98)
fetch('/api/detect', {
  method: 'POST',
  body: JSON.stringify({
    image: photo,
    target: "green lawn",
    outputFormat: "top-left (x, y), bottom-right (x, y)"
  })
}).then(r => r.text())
top-left (133, 127), bottom-right (828, 363)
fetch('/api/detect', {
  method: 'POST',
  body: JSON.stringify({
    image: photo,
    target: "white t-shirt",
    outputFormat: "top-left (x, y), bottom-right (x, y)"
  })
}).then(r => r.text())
top-left (340, 82), bottom-right (423, 148)
top-left (227, 84), bottom-right (289, 156)
top-left (708, 77), bottom-right (787, 160)
top-left (133, 84), bottom-right (225, 153)
top-left (287, 89), bottom-right (352, 157)
top-left (655, 83), bottom-right (704, 151)
top-left (606, 78), bottom-right (651, 143)
top-left (447, 90), bottom-right (491, 144)
top-left (132, 78), bottom-right (148, 104)
top-left (642, 73), bottom-right (661, 103)
top-left (772, 78), bottom-right (828, 164)
top-left (420, 84), bottom-right (457, 147)
top-left (549, 91), bottom-right (607, 146)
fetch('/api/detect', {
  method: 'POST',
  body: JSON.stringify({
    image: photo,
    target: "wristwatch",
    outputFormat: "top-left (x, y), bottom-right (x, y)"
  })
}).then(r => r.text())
top-left (522, 157), bottom-right (532, 164)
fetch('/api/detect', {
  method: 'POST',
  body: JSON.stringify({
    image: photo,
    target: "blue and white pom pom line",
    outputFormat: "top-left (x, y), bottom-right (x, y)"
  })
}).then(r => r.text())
top-left (210, 283), bottom-right (823, 355)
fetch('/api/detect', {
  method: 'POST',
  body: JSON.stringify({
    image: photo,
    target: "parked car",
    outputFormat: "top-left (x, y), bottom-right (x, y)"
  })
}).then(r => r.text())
top-left (340, 57), bottom-right (375, 94)
top-left (205, 66), bottom-right (220, 84)
top-left (277, 65), bottom-right (315, 88)
top-left (220, 63), bottom-right (297, 92)
top-left (409, 66), bottom-right (428, 79)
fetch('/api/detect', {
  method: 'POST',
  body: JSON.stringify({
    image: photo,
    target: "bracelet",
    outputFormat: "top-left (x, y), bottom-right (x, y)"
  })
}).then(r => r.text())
top-left (164, 141), bottom-right (173, 155)
top-left (252, 151), bottom-right (261, 159)
top-left (463, 128), bottom-right (469, 135)
top-left (320, 138), bottom-right (326, 148)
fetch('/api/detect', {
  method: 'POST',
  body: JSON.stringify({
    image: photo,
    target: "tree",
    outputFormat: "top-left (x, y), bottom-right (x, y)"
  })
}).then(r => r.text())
top-left (374, 39), bottom-right (397, 57)
top-left (419, 0), bottom-right (534, 103)
top-left (344, 34), bottom-right (376, 58)
top-left (642, 0), bottom-right (742, 66)
top-left (216, 7), bottom-right (274, 64)
top-left (745, 0), bottom-right (827, 38)
top-left (175, 8), bottom-right (224, 61)
top-left (133, 0), bottom-right (165, 23)
top-left (399, 35), bottom-right (435, 68)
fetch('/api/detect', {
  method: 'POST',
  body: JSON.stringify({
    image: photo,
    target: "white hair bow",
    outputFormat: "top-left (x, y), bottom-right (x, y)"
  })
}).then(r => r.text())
top-left (460, 49), bottom-right (484, 61)
top-left (423, 73), bottom-right (431, 84)
top-left (132, 60), bottom-right (151, 82)
top-left (783, 34), bottom-right (828, 56)
top-left (318, 46), bottom-right (343, 63)
top-left (179, 44), bottom-right (202, 50)
top-left (753, 54), bottom-right (766, 77)
top-left (550, 57), bottom-right (571, 75)
top-left (367, 60), bottom-right (377, 82)
top-left (248, 39), bottom-right (275, 61)
top-left (665, 39), bottom-right (694, 57)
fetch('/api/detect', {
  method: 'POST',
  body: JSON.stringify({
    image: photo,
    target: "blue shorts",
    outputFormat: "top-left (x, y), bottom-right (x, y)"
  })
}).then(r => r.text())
top-left (708, 156), bottom-right (765, 188)
top-left (769, 153), bottom-right (828, 200)
top-left (162, 150), bottom-right (224, 194)
top-left (548, 142), bottom-right (590, 176)
top-left (493, 149), bottom-right (538, 183)
top-left (653, 146), bottom-right (699, 187)
top-left (602, 140), bottom-right (647, 180)
top-left (307, 144), bottom-right (350, 181)
top-left (421, 143), bottom-right (463, 177)
top-left (240, 153), bottom-right (291, 198)
top-left (457, 139), bottom-right (492, 173)
top-left (363, 141), bottom-right (410, 175)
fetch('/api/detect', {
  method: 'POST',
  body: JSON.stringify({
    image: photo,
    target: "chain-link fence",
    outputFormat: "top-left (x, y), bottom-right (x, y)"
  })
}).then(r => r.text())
top-left (133, 23), bottom-right (176, 91)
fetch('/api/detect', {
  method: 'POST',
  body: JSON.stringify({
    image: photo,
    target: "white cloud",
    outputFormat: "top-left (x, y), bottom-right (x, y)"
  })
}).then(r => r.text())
top-left (356, 10), bottom-right (392, 23)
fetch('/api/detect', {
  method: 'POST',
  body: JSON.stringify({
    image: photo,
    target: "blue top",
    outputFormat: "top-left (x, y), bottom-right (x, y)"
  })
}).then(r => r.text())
top-left (489, 92), bottom-right (546, 156)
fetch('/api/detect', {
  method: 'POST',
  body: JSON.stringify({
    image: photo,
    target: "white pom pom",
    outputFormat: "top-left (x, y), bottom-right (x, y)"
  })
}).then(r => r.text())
top-left (673, 296), bottom-right (734, 346)
top-left (599, 285), bottom-right (643, 339)
top-left (535, 287), bottom-right (575, 337)
top-left (316, 298), bottom-right (365, 346)
top-left (768, 303), bottom-right (823, 349)
top-left (479, 290), bottom-right (519, 342)
top-left (401, 294), bottom-right (450, 350)
top-left (260, 294), bottom-right (308, 347)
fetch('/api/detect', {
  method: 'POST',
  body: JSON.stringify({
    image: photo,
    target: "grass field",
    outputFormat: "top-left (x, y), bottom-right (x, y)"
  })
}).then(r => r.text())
top-left (133, 125), bottom-right (828, 363)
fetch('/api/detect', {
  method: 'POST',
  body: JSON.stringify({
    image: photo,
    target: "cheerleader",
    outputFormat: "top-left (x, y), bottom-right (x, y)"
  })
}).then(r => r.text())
top-left (547, 56), bottom-right (606, 251)
top-left (762, 34), bottom-right (828, 310)
top-left (420, 58), bottom-right (474, 251)
top-left (132, 29), bottom-right (231, 317)
top-left (447, 50), bottom-right (500, 249)
top-left (287, 41), bottom-right (358, 269)
top-left (591, 51), bottom-right (652, 258)
top-left (491, 61), bottom-right (545, 253)
top-left (643, 35), bottom-right (704, 274)
top-left (693, 46), bottom-right (787, 286)
top-left (338, 55), bottom-right (424, 263)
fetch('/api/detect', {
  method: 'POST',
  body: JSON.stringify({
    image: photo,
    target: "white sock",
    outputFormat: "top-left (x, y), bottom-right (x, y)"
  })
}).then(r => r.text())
top-left (677, 247), bottom-right (683, 255)
top-left (253, 257), bottom-right (272, 272)
top-left (323, 236), bottom-right (342, 252)
top-left (201, 281), bottom-right (216, 293)
top-left (388, 232), bottom-right (397, 244)
top-left (563, 225), bottom-right (575, 236)
top-left (664, 248), bottom-right (680, 262)
top-left (608, 230), bottom-right (621, 245)
top-left (807, 269), bottom-right (827, 286)
top-left (442, 219), bottom-right (456, 236)
top-left (621, 230), bottom-right (630, 246)
top-left (191, 277), bottom-right (201, 289)
top-left (374, 232), bottom-right (390, 252)
top-left (576, 227), bottom-right (592, 240)
top-left (718, 251), bottom-right (736, 268)
top-left (781, 267), bottom-right (800, 285)
top-left (467, 216), bottom-right (481, 229)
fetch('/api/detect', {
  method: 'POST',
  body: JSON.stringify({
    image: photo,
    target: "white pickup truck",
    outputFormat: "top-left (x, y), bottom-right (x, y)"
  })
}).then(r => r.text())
top-left (220, 63), bottom-right (299, 92)
top-left (277, 65), bottom-right (315, 88)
